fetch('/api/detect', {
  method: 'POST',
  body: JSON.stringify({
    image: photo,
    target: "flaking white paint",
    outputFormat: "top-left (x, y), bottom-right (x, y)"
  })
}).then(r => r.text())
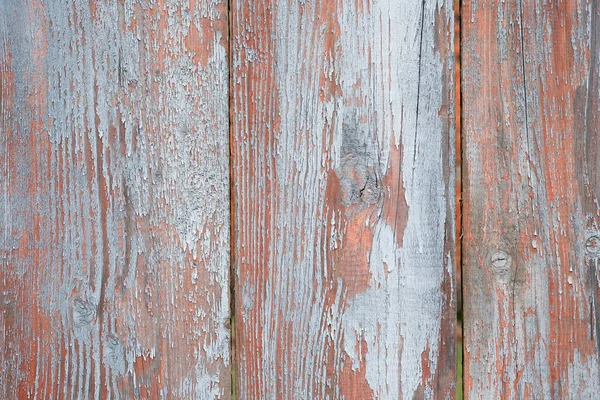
top-left (233, 0), bottom-right (454, 398)
top-left (1, 0), bottom-right (231, 398)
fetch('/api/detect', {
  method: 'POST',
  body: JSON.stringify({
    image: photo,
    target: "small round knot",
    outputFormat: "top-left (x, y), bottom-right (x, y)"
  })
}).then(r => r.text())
top-left (72, 295), bottom-right (96, 328)
top-left (489, 250), bottom-right (511, 276)
top-left (491, 251), bottom-right (508, 267)
top-left (586, 236), bottom-right (600, 254)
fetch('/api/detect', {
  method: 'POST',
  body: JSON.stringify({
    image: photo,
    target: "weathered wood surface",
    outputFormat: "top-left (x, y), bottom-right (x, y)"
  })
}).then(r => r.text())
top-left (231, 0), bottom-right (456, 398)
top-left (462, 0), bottom-right (600, 398)
top-left (0, 1), bottom-right (230, 398)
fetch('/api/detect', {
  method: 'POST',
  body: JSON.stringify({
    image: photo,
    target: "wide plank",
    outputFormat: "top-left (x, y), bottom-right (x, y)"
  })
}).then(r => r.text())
top-left (231, 0), bottom-right (456, 398)
top-left (0, 1), bottom-right (230, 398)
top-left (462, 0), bottom-right (600, 397)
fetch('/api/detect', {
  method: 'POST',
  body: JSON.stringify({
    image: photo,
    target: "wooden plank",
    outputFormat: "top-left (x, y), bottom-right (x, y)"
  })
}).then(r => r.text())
top-left (462, 0), bottom-right (600, 397)
top-left (0, 1), bottom-right (230, 398)
top-left (231, 1), bottom-right (456, 398)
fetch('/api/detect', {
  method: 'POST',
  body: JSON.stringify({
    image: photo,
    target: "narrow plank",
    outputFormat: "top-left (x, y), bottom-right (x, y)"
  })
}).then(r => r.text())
top-left (462, 0), bottom-right (600, 397)
top-left (0, 1), bottom-right (230, 398)
top-left (231, 1), bottom-right (456, 398)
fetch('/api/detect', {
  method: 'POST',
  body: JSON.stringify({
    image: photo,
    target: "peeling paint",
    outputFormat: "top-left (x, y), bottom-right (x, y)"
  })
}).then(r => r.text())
top-left (463, 0), bottom-right (600, 397)
top-left (1, 0), bottom-right (230, 398)
top-left (232, 0), bottom-right (455, 398)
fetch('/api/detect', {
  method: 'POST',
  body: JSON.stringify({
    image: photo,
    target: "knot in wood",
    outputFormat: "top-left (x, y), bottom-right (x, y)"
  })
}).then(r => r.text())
top-left (490, 251), bottom-right (511, 275)
top-left (336, 116), bottom-right (382, 211)
top-left (72, 295), bottom-right (96, 328)
top-left (586, 236), bottom-right (600, 254)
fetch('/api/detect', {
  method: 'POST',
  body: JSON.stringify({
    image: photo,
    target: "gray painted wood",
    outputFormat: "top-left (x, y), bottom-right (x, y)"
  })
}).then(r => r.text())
top-left (463, 0), bottom-right (600, 398)
top-left (231, 0), bottom-right (456, 398)
top-left (0, 1), bottom-right (230, 398)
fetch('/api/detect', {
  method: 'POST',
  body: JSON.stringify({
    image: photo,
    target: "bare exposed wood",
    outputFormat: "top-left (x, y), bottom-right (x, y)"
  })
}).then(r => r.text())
top-left (231, 0), bottom-right (456, 398)
top-left (462, 0), bottom-right (600, 397)
top-left (0, 1), bottom-right (230, 398)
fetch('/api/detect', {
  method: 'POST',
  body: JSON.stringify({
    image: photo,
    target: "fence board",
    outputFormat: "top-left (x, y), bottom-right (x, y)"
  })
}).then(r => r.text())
top-left (231, 1), bottom-right (456, 398)
top-left (462, 0), bottom-right (600, 397)
top-left (0, 1), bottom-right (230, 398)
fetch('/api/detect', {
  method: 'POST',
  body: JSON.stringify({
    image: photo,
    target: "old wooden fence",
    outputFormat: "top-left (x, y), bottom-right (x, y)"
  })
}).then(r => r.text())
top-left (1, 0), bottom-right (598, 399)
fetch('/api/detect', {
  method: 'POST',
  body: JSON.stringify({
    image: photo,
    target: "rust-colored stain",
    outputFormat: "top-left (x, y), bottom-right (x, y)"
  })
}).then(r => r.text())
top-left (2, 0), bottom-right (599, 398)
top-left (463, 0), bottom-right (600, 398)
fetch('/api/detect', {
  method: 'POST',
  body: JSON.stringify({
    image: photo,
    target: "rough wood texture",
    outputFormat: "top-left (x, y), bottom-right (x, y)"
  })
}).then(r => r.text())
top-left (0, 1), bottom-right (230, 398)
top-left (231, 1), bottom-right (456, 398)
top-left (462, 0), bottom-right (600, 398)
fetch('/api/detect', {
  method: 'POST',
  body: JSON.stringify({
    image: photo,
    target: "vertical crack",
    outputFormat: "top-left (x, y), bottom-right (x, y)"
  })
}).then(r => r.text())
top-left (412, 0), bottom-right (427, 182)
top-left (457, 0), bottom-right (464, 398)
top-left (227, 0), bottom-right (237, 398)
top-left (518, 0), bottom-right (531, 149)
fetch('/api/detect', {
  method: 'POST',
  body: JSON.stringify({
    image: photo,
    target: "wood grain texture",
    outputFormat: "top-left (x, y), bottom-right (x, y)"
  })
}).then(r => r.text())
top-left (231, 0), bottom-right (456, 398)
top-left (462, 0), bottom-right (600, 398)
top-left (0, 1), bottom-right (230, 398)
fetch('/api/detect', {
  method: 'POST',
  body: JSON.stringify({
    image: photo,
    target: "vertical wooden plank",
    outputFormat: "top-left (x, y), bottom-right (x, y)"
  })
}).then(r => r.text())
top-left (231, 0), bottom-right (456, 398)
top-left (0, 0), bottom-right (230, 398)
top-left (463, 0), bottom-right (600, 397)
